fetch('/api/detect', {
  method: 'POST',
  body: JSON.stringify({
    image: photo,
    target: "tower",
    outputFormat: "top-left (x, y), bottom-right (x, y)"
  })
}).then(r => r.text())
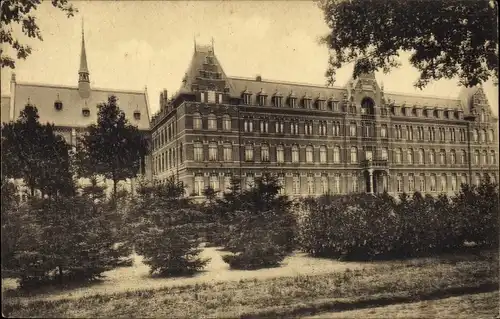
top-left (78, 20), bottom-right (91, 98)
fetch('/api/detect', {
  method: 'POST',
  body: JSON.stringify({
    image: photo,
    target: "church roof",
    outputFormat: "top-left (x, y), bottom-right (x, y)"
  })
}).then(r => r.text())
top-left (11, 82), bottom-right (151, 130)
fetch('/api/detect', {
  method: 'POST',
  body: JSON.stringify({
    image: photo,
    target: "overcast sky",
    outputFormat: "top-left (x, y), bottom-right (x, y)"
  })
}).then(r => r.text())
top-left (1, 1), bottom-right (498, 116)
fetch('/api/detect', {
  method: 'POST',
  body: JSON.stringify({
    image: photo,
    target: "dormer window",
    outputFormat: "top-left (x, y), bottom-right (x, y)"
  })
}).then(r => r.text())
top-left (302, 97), bottom-right (312, 109)
top-left (328, 99), bottom-right (337, 111)
top-left (289, 96), bottom-right (297, 108)
top-left (54, 100), bottom-right (63, 110)
top-left (433, 109), bottom-right (439, 118)
top-left (273, 95), bottom-right (283, 107)
top-left (242, 92), bottom-right (252, 105)
top-left (82, 107), bottom-right (90, 117)
top-left (134, 110), bottom-right (141, 120)
top-left (412, 108), bottom-right (417, 116)
top-left (316, 99), bottom-right (326, 110)
top-left (258, 90), bottom-right (267, 106)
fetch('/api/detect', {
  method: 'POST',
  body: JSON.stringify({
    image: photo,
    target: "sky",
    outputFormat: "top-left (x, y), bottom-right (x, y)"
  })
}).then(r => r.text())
top-left (1, 1), bottom-right (498, 117)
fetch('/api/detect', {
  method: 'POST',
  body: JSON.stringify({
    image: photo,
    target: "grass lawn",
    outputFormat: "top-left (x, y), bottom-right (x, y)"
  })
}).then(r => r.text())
top-left (2, 248), bottom-right (498, 318)
top-left (307, 291), bottom-right (499, 318)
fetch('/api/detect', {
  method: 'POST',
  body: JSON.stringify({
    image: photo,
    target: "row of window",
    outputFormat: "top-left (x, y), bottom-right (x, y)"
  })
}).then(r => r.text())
top-left (153, 121), bottom-right (177, 151)
top-left (153, 145), bottom-right (184, 174)
top-left (190, 113), bottom-right (496, 143)
top-left (191, 172), bottom-right (496, 196)
top-left (191, 143), bottom-right (497, 166)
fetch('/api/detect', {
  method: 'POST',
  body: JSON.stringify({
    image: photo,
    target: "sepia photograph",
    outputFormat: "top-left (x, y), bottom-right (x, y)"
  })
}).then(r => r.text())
top-left (1, 0), bottom-right (499, 318)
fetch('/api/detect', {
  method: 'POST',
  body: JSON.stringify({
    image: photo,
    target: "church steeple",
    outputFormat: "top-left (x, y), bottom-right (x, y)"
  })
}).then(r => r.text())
top-left (78, 19), bottom-right (91, 98)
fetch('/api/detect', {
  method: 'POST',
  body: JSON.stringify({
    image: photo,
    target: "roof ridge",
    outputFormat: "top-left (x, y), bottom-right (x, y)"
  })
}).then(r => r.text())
top-left (384, 90), bottom-right (460, 101)
top-left (228, 76), bottom-right (344, 90)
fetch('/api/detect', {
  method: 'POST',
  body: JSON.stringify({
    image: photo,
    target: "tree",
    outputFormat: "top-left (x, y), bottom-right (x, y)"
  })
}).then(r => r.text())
top-left (1, 103), bottom-right (75, 197)
top-left (319, 0), bottom-right (498, 88)
top-left (1, 0), bottom-right (77, 69)
top-left (78, 96), bottom-right (148, 198)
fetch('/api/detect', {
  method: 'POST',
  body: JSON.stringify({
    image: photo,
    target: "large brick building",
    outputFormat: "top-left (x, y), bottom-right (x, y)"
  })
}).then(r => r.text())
top-left (1, 27), bottom-right (152, 199)
top-left (151, 43), bottom-right (498, 197)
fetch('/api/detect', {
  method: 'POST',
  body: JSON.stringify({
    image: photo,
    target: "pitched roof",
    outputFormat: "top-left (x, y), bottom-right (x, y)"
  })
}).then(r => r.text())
top-left (11, 82), bottom-right (151, 130)
top-left (384, 91), bottom-right (461, 109)
top-left (228, 77), bottom-right (345, 101)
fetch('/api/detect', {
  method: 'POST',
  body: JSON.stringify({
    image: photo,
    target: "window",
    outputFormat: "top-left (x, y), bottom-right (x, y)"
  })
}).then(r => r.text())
top-left (307, 175), bottom-right (315, 194)
top-left (208, 113), bottom-right (217, 130)
top-left (395, 148), bottom-right (402, 164)
top-left (261, 144), bottom-right (270, 162)
top-left (223, 114), bottom-right (231, 131)
top-left (418, 126), bottom-right (424, 140)
top-left (292, 174), bottom-right (300, 194)
top-left (260, 119), bottom-right (269, 133)
top-left (491, 151), bottom-right (496, 164)
top-left (245, 145), bottom-right (254, 161)
top-left (244, 119), bottom-right (253, 132)
top-left (382, 174), bottom-right (388, 192)
top-left (276, 145), bottom-right (284, 163)
top-left (320, 146), bottom-right (327, 163)
top-left (292, 145), bottom-right (299, 163)
top-left (472, 129), bottom-right (478, 142)
top-left (397, 174), bottom-right (403, 192)
top-left (429, 150), bottom-right (435, 164)
top-left (319, 121), bottom-right (327, 136)
top-left (450, 128), bottom-right (456, 142)
top-left (395, 125), bottom-right (402, 139)
top-left (305, 122), bottom-right (313, 135)
top-left (450, 150), bottom-right (456, 164)
top-left (480, 129), bottom-right (486, 143)
top-left (209, 142), bottom-right (218, 161)
top-left (303, 97), bottom-right (312, 109)
top-left (419, 174), bottom-right (426, 192)
top-left (407, 149), bottom-right (413, 164)
top-left (408, 174), bottom-right (415, 193)
top-left (350, 147), bottom-right (358, 163)
top-left (306, 146), bottom-right (314, 163)
top-left (460, 129), bottom-right (466, 142)
top-left (440, 174), bottom-right (447, 192)
top-left (194, 175), bottom-right (204, 196)
top-left (439, 149), bottom-right (446, 164)
top-left (407, 126), bottom-right (413, 140)
top-left (475, 174), bottom-right (481, 187)
top-left (291, 121), bottom-right (299, 135)
top-left (351, 175), bottom-right (358, 193)
top-left (461, 150), bottom-right (467, 164)
top-left (194, 142), bottom-right (203, 161)
top-left (491, 174), bottom-right (496, 184)
top-left (488, 129), bottom-right (494, 142)
top-left (258, 94), bottom-right (267, 106)
top-left (193, 112), bottom-right (202, 130)
top-left (334, 174), bottom-right (341, 193)
top-left (451, 174), bottom-right (457, 192)
top-left (418, 148), bottom-right (424, 164)
top-left (273, 95), bottom-right (283, 107)
top-left (349, 122), bottom-right (357, 137)
top-left (223, 144), bottom-right (232, 162)
top-left (289, 97), bottom-right (297, 108)
top-left (381, 148), bottom-right (388, 160)
top-left (439, 128), bottom-right (446, 141)
top-left (246, 174), bottom-right (254, 189)
top-left (481, 110), bottom-right (486, 122)
top-left (243, 93), bottom-right (251, 105)
top-left (430, 174), bottom-right (437, 192)
top-left (333, 121), bottom-right (341, 136)
top-left (275, 120), bottom-right (284, 134)
top-left (277, 174), bottom-right (285, 194)
top-left (321, 175), bottom-right (328, 194)
top-left (482, 150), bottom-right (488, 164)
top-left (209, 174), bottom-right (219, 191)
top-left (333, 146), bottom-right (341, 163)
top-left (460, 174), bottom-right (467, 186)
top-left (380, 124), bottom-right (387, 138)
top-left (474, 150), bottom-right (480, 164)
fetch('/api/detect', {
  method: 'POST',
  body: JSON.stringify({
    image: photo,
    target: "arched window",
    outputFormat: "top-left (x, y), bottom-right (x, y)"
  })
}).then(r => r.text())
top-left (261, 144), bottom-right (270, 162)
top-left (209, 142), bottom-right (218, 161)
top-left (407, 149), bottom-right (413, 164)
top-left (439, 149), bottom-right (446, 164)
top-left (292, 145), bottom-right (299, 163)
top-left (222, 114), bottom-right (231, 131)
top-left (451, 174), bottom-right (458, 192)
top-left (480, 129), bottom-right (486, 143)
top-left (361, 97), bottom-right (375, 115)
top-left (395, 148), bottom-right (402, 164)
top-left (208, 113), bottom-right (217, 130)
top-left (333, 146), bottom-right (341, 163)
top-left (450, 150), bottom-right (456, 164)
top-left (488, 129), bottom-right (494, 142)
top-left (472, 129), bottom-right (478, 142)
top-left (245, 144), bottom-right (254, 161)
top-left (276, 145), bottom-right (284, 163)
top-left (350, 147), bottom-right (358, 163)
top-left (320, 145), bottom-right (327, 163)
top-left (440, 174), bottom-right (447, 192)
top-left (306, 145), bottom-right (314, 163)
top-left (491, 151), bottom-right (496, 165)
top-left (482, 150), bottom-right (488, 164)
top-left (474, 150), bottom-right (480, 164)
top-left (429, 149), bottom-right (435, 164)
top-left (418, 148), bottom-right (425, 164)
top-left (460, 150), bottom-right (467, 164)
top-left (193, 112), bottom-right (202, 130)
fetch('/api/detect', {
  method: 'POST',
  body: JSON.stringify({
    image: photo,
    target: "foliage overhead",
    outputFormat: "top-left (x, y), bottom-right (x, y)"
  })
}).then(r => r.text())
top-left (319, 0), bottom-right (499, 88)
top-left (77, 95), bottom-right (148, 196)
top-left (1, 0), bottom-right (77, 69)
top-left (1, 104), bottom-right (75, 196)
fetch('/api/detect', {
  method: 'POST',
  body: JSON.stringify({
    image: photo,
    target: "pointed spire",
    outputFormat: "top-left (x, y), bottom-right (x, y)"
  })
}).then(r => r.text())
top-left (78, 18), bottom-right (91, 98)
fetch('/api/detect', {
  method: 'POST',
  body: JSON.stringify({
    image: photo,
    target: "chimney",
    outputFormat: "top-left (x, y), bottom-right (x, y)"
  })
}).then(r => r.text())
top-left (159, 92), bottom-right (164, 110)
top-left (256, 75), bottom-right (262, 82)
top-left (162, 89), bottom-right (168, 106)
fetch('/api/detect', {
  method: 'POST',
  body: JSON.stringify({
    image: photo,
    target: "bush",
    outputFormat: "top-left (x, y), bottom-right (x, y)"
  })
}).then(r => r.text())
top-left (129, 178), bottom-right (210, 277)
top-left (218, 175), bottom-right (297, 269)
top-left (9, 195), bottom-right (131, 289)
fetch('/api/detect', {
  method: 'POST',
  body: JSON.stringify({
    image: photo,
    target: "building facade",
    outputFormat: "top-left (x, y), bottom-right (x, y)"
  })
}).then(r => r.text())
top-left (1, 28), bottom-right (152, 199)
top-left (151, 44), bottom-right (498, 198)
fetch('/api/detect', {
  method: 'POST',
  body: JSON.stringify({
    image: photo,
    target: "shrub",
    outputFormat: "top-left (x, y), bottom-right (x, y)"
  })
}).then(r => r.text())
top-left (129, 178), bottom-right (210, 277)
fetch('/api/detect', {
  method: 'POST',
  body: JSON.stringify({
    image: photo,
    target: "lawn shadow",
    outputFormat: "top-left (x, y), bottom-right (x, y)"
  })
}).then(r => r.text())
top-left (2, 278), bottom-right (107, 299)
